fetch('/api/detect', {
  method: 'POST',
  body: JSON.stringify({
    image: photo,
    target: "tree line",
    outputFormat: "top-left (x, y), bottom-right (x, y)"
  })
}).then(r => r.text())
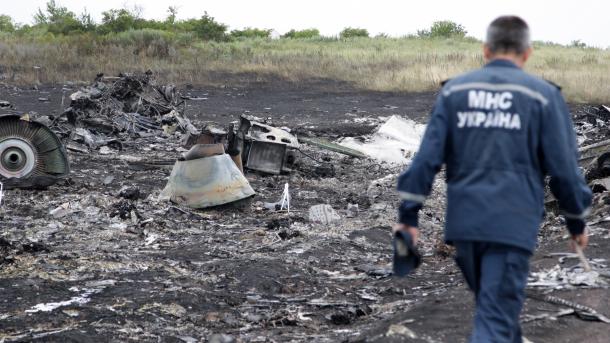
top-left (0, 1), bottom-right (473, 41)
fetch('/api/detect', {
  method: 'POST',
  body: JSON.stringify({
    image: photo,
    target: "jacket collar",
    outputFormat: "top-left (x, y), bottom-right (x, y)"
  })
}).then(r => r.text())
top-left (485, 59), bottom-right (520, 69)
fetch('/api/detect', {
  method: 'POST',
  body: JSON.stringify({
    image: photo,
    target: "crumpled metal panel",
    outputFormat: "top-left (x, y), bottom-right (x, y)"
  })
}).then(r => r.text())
top-left (161, 154), bottom-right (255, 208)
top-left (248, 121), bottom-right (299, 149)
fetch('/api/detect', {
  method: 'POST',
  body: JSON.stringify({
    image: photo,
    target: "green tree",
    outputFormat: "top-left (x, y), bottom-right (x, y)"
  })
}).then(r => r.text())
top-left (166, 6), bottom-right (178, 25)
top-left (78, 9), bottom-right (96, 32)
top-left (282, 28), bottom-right (320, 39)
top-left (340, 27), bottom-right (369, 39)
top-left (99, 9), bottom-right (138, 34)
top-left (178, 12), bottom-right (227, 41)
top-left (0, 14), bottom-right (15, 32)
top-left (34, 0), bottom-right (86, 35)
top-left (418, 20), bottom-right (467, 38)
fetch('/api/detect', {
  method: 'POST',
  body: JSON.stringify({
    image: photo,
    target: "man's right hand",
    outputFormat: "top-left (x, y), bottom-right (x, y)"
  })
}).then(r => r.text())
top-left (393, 224), bottom-right (420, 246)
top-left (571, 230), bottom-right (589, 250)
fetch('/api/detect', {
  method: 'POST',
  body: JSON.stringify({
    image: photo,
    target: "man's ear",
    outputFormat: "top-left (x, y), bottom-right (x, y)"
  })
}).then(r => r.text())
top-left (522, 46), bottom-right (533, 63)
top-left (483, 44), bottom-right (493, 61)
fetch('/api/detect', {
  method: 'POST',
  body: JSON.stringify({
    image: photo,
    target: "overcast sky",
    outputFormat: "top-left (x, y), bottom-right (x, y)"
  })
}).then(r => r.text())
top-left (3, 0), bottom-right (609, 47)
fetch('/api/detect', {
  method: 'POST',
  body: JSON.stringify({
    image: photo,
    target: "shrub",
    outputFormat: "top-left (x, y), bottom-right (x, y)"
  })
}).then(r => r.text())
top-left (282, 28), bottom-right (320, 39)
top-left (108, 29), bottom-right (177, 58)
top-left (174, 32), bottom-right (197, 46)
top-left (570, 39), bottom-right (587, 48)
top-left (532, 40), bottom-right (563, 48)
top-left (230, 27), bottom-right (271, 39)
top-left (340, 27), bottom-right (369, 39)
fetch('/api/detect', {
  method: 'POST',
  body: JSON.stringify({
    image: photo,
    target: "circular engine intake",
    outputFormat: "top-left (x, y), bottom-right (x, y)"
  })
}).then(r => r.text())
top-left (0, 138), bottom-right (37, 178)
top-left (0, 115), bottom-right (70, 188)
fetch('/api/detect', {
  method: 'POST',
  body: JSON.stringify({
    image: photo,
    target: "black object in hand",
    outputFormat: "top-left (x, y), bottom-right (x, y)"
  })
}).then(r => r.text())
top-left (393, 230), bottom-right (422, 277)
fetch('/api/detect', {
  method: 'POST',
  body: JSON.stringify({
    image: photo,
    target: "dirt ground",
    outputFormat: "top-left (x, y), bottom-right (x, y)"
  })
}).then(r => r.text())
top-left (0, 79), bottom-right (608, 342)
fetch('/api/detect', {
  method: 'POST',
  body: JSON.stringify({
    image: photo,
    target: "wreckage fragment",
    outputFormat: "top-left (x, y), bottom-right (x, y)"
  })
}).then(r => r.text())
top-left (161, 154), bottom-right (255, 208)
top-left (183, 122), bottom-right (227, 147)
top-left (527, 292), bottom-right (610, 323)
top-left (0, 115), bottom-right (69, 189)
top-left (0, 100), bottom-right (12, 109)
top-left (590, 177), bottom-right (610, 193)
top-left (309, 204), bottom-right (341, 224)
top-left (598, 152), bottom-right (610, 175)
top-left (247, 141), bottom-right (289, 174)
top-left (238, 115), bottom-right (300, 174)
top-left (248, 120), bottom-right (299, 147)
top-left (581, 140), bottom-right (610, 184)
top-left (579, 139), bottom-right (610, 164)
top-left (184, 143), bottom-right (225, 160)
top-left (62, 72), bottom-right (194, 141)
top-left (339, 115), bottom-right (425, 164)
top-left (299, 137), bottom-right (366, 159)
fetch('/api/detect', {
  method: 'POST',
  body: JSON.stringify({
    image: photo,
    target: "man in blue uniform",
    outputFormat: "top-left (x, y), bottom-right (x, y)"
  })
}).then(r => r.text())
top-left (395, 16), bottom-right (592, 343)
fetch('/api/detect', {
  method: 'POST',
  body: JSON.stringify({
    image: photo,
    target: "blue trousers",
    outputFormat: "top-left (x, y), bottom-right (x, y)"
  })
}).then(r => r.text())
top-left (453, 241), bottom-right (531, 343)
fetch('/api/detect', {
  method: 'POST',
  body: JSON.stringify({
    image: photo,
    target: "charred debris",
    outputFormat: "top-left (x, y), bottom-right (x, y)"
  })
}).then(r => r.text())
top-left (1, 72), bottom-right (367, 210)
top-left (1, 73), bottom-right (609, 229)
top-left (1, 75), bottom-right (609, 212)
top-left (1, 75), bottom-right (610, 341)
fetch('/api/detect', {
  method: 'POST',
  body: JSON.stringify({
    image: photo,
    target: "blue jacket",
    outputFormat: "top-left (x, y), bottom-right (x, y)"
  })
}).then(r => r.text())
top-left (397, 59), bottom-right (592, 252)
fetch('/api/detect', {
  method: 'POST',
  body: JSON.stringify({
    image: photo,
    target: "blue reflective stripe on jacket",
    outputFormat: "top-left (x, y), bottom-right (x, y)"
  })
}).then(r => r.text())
top-left (397, 59), bottom-right (592, 252)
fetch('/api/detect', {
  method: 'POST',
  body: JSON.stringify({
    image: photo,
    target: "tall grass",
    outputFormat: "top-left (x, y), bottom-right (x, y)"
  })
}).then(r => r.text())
top-left (0, 32), bottom-right (609, 103)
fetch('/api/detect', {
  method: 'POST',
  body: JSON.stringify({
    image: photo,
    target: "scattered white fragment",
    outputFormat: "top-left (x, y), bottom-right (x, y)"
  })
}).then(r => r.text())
top-left (280, 183), bottom-right (290, 213)
top-left (528, 265), bottom-right (607, 289)
top-left (85, 280), bottom-right (117, 287)
top-left (25, 281), bottom-right (113, 313)
top-left (109, 222), bottom-right (128, 230)
top-left (308, 204), bottom-right (341, 225)
top-left (386, 324), bottom-right (417, 339)
top-left (145, 233), bottom-right (160, 246)
top-left (357, 290), bottom-right (380, 301)
top-left (297, 312), bottom-right (312, 321)
top-left (339, 115), bottom-right (426, 164)
top-left (162, 303), bottom-right (187, 317)
top-left (99, 146), bottom-right (115, 155)
top-left (0, 181), bottom-right (4, 206)
top-left (62, 309), bottom-right (80, 317)
top-left (49, 203), bottom-right (71, 218)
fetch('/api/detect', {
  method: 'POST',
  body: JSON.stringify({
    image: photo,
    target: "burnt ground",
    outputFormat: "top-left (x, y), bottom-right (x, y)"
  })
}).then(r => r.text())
top-left (0, 79), bottom-right (609, 342)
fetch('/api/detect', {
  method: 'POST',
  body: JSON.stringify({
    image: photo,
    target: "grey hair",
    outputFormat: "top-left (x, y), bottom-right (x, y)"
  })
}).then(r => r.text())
top-left (486, 16), bottom-right (531, 54)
